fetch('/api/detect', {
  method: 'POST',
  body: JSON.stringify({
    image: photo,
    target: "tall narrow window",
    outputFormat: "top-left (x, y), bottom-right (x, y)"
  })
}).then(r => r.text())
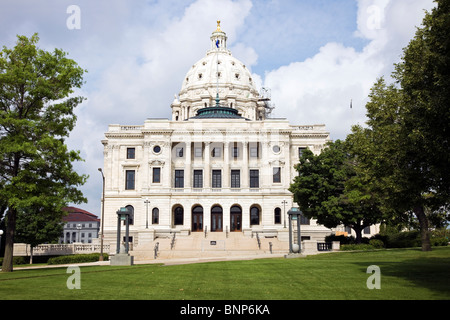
top-left (174, 170), bottom-right (184, 188)
top-left (273, 167), bottom-right (281, 183)
top-left (152, 167), bottom-right (161, 183)
top-left (125, 170), bottom-right (135, 190)
top-left (152, 208), bottom-right (159, 224)
top-left (127, 148), bottom-right (135, 159)
top-left (174, 206), bottom-right (183, 225)
top-left (250, 170), bottom-right (259, 188)
top-left (233, 146), bottom-right (239, 158)
top-left (212, 170), bottom-right (222, 188)
top-left (193, 170), bottom-right (203, 188)
top-left (231, 170), bottom-right (240, 188)
top-left (250, 206), bottom-right (260, 225)
top-left (250, 146), bottom-right (258, 158)
top-left (274, 207), bottom-right (281, 224)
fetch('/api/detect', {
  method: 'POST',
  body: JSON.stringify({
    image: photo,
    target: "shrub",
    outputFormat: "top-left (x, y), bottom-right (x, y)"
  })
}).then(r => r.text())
top-left (386, 230), bottom-right (421, 248)
top-left (430, 237), bottom-right (449, 247)
top-left (325, 234), bottom-right (355, 245)
top-left (47, 253), bottom-right (108, 265)
top-left (340, 244), bottom-right (375, 251)
top-left (369, 239), bottom-right (385, 249)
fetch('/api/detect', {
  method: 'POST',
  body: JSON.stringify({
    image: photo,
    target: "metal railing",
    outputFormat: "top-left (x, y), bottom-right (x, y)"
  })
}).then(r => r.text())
top-left (154, 242), bottom-right (159, 259)
top-left (170, 232), bottom-right (176, 250)
top-left (317, 242), bottom-right (332, 251)
top-left (256, 232), bottom-right (261, 249)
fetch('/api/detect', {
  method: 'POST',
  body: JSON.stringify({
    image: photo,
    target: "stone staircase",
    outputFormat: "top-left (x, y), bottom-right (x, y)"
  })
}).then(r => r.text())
top-left (131, 231), bottom-right (289, 261)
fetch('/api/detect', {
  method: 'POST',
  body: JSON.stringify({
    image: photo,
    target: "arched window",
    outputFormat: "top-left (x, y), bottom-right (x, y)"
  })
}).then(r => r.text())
top-left (174, 206), bottom-right (184, 225)
top-left (125, 205), bottom-right (134, 225)
top-left (250, 206), bottom-right (260, 225)
top-left (274, 207), bottom-right (282, 224)
top-left (152, 208), bottom-right (159, 224)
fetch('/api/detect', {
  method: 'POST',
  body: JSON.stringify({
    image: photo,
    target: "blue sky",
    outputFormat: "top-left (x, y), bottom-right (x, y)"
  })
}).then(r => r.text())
top-left (0, 0), bottom-right (436, 215)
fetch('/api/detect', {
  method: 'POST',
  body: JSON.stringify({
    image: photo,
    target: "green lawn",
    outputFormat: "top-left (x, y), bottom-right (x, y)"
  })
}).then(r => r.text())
top-left (1, 247), bottom-right (449, 300)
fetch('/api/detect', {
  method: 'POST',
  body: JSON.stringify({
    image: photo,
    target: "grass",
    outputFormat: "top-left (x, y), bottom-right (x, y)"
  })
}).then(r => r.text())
top-left (1, 247), bottom-right (449, 300)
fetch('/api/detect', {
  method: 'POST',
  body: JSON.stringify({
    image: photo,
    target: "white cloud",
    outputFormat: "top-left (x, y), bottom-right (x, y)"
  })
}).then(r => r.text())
top-left (264, 0), bottom-right (436, 141)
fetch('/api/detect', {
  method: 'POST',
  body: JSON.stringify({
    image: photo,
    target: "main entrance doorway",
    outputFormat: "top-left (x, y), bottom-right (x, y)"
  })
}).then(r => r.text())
top-left (192, 206), bottom-right (203, 232)
top-left (211, 205), bottom-right (223, 232)
top-left (230, 205), bottom-right (242, 232)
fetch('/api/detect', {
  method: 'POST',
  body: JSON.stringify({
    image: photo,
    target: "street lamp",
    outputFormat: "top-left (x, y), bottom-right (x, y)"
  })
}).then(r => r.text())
top-left (287, 207), bottom-right (302, 254)
top-left (144, 198), bottom-right (150, 229)
top-left (0, 230), bottom-right (3, 256)
top-left (98, 168), bottom-right (105, 261)
top-left (282, 200), bottom-right (288, 228)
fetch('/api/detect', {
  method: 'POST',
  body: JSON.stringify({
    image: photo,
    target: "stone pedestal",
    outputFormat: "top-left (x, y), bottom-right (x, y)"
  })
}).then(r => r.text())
top-left (110, 253), bottom-right (134, 266)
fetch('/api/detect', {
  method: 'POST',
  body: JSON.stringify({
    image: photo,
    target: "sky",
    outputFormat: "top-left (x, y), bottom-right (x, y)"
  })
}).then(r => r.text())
top-left (0, 0), bottom-right (436, 216)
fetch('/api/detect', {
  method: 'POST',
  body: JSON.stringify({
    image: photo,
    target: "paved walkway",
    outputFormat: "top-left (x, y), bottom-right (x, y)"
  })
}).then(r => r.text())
top-left (10, 253), bottom-right (289, 270)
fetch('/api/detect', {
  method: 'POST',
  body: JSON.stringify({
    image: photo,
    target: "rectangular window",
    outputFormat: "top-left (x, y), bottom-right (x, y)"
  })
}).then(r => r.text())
top-left (233, 147), bottom-right (239, 158)
top-left (194, 147), bottom-right (202, 158)
top-left (300, 214), bottom-right (310, 225)
top-left (299, 147), bottom-right (307, 158)
top-left (212, 147), bottom-right (221, 158)
top-left (193, 170), bottom-right (203, 188)
top-left (250, 170), bottom-right (259, 188)
top-left (174, 170), bottom-right (184, 188)
top-left (231, 170), bottom-right (240, 188)
top-left (125, 170), bottom-right (135, 190)
top-left (152, 167), bottom-right (161, 183)
top-left (250, 146), bottom-right (259, 158)
top-left (212, 170), bottom-right (222, 188)
top-left (176, 147), bottom-right (184, 157)
top-left (127, 148), bottom-right (135, 159)
top-left (273, 167), bottom-right (281, 183)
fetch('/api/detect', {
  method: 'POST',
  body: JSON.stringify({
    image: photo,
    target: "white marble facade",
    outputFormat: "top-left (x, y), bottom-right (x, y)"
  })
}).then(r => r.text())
top-left (101, 22), bottom-right (334, 248)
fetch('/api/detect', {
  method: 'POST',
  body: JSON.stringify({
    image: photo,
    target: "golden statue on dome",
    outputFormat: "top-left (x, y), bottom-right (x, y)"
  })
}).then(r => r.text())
top-left (216, 20), bottom-right (221, 31)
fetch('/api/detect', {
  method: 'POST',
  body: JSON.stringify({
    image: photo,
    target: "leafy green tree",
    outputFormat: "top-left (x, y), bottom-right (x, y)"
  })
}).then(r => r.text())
top-left (15, 206), bottom-right (65, 264)
top-left (0, 34), bottom-right (87, 272)
top-left (348, 0), bottom-right (450, 251)
top-left (289, 140), bottom-right (384, 243)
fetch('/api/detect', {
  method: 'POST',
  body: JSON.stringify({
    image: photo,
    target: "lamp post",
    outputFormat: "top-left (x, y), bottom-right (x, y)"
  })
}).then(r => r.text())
top-left (0, 230), bottom-right (3, 256)
top-left (282, 200), bottom-right (288, 228)
top-left (98, 168), bottom-right (105, 261)
top-left (144, 198), bottom-right (150, 229)
top-left (287, 207), bottom-right (302, 254)
top-left (116, 207), bottom-right (130, 254)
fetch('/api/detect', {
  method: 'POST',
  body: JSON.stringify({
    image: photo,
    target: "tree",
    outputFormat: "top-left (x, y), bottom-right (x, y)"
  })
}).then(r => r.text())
top-left (348, 0), bottom-right (450, 251)
top-left (289, 140), bottom-right (385, 243)
top-left (0, 34), bottom-right (87, 272)
top-left (15, 206), bottom-right (65, 264)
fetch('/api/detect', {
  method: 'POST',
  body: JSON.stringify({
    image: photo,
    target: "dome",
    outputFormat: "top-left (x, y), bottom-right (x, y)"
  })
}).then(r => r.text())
top-left (172, 21), bottom-right (268, 121)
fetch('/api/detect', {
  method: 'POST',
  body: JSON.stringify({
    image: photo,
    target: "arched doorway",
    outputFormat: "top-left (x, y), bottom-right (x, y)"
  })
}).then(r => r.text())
top-left (211, 205), bottom-right (223, 232)
top-left (230, 205), bottom-right (242, 232)
top-left (192, 205), bottom-right (203, 232)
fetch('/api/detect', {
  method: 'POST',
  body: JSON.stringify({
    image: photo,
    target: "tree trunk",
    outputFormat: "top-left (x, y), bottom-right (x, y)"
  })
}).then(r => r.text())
top-left (1, 208), bottom-right (17, 272)
top-left (414, 205), bottom-right (431, 251)
top-left (353, 224), bottom-right (363, 244)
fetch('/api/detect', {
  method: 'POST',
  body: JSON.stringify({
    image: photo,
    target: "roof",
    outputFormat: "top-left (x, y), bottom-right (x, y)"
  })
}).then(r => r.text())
top-left (62, 207), bottom-right (99, 222)
top-left (189, 105), bottom-right (248, 120)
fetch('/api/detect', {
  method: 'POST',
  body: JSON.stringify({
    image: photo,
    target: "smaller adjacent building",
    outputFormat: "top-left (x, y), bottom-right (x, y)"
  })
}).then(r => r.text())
top-left (60, 207), bottom-right (100, 244)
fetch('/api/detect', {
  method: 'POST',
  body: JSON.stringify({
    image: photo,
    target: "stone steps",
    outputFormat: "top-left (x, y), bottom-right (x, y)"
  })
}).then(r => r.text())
top-left (131, 231), bottom-right (289, 261)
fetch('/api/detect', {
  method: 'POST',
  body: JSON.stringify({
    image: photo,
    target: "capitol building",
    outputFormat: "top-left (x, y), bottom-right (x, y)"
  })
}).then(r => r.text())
top-left (100, 22), bottom-right (342, 256)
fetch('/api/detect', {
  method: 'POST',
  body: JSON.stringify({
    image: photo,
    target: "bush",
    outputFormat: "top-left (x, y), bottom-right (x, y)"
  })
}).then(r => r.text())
top-left (430, 237), bottom-right (449, 247)
top-left (0, 256), bottom-right (27, 265)
top-left (340, 244), bottom-right (375, 251)
top-left (47, 253), bottom-right (108, 265)
top-left (369, 239), bottom-right (385, 249)
top-left (385, 230), bottom-right (421, 248)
